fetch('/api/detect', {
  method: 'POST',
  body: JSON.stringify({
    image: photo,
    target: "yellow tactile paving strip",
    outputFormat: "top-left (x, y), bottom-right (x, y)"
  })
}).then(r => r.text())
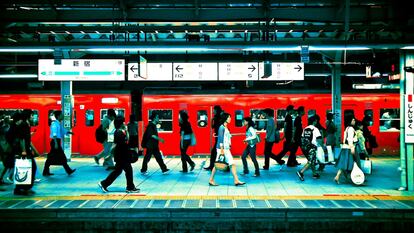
top-left (1, 194), bottom-right (414, 201)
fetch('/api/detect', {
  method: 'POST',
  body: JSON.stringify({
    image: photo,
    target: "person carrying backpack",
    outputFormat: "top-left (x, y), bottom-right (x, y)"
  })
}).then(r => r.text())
top-left (296, 115), bottom-right (323, 181)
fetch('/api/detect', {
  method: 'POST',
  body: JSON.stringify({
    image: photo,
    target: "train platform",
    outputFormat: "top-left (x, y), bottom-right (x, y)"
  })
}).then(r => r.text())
top-left (1, 156), bottom-right (413, 232)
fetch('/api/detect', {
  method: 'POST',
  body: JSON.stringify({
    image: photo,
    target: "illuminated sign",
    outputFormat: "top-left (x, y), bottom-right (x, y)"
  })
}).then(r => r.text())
top-left (218, 62), bottom-right (258, 81)
top-left (38, 59), bottom-right (124, 81)
top-left (128, 63), bottom-right (172, 81)
top-left (406, 58), bottom-right (414, 143)
top-left (173, 63), bottom-right (217, 81)
top-left (259, 62), bottom-right (304, 81)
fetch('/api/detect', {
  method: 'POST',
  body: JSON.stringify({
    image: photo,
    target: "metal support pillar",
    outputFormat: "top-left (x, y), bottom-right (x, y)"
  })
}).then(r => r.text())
top-left (332, 55), bottom-right (342, 146)
top-left (56, 49), bottom-right (73, 160)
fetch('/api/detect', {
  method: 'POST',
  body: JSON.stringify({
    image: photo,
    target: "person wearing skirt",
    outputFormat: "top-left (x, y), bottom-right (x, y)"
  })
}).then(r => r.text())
top-left (334, 117), bottom-right (361, 184)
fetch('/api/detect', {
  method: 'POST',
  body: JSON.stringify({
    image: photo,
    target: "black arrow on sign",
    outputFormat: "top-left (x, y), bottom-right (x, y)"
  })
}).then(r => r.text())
top-left (248, 65), bottom-right (256, 72)
top-left (175, 65), bottom-right (183, 72)
top-left (130, 65), bottom-right (138, 73)
top-left (294, 65), bottom-right (302, 72)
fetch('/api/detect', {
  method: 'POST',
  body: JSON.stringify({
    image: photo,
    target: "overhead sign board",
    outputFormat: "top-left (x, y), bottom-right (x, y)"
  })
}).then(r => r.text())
top-left (259, 62), bottom-right (304, 81)
top-left (173, 63), bottom-right (217, 81)
top-left (38, 59), bottom-right (125, 81)
top-left (128, 63), bottom-right (172, 81)
top-left (218, 62), bottom-right (258, 81)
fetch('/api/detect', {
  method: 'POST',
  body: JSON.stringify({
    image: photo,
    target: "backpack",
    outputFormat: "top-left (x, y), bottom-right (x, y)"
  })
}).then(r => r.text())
top-left (301, 127), bottom-right (314, 146)
top-left (95, 124), bottom-right (108, 144)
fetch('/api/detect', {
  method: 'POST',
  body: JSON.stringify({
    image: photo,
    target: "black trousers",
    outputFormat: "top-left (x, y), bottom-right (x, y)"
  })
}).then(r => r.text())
top-left (207, 138), bottom-right (218, 169)
top-left (101, 160), bottom-right (135, 190)
top-left (180, 140), bottom-right (195, 172)
top-left (43, 139), bottom-right (72, 175)
top-left (241, 145), bottom-right (260, 175)
top-left (141, 146), bottom-right (168, 172)
top-left (263, 141), bottom-right (279, 168)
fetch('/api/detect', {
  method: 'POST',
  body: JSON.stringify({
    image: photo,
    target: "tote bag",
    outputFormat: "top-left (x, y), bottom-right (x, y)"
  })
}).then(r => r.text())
top-left (14, 158), bottom-right (32, 185)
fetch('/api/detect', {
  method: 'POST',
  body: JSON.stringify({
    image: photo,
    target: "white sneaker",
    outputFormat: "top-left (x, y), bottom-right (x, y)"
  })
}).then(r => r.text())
top-left (34, 179), bottom-right (41, 183)
top-left (141, 171), bottom-right (149, 176)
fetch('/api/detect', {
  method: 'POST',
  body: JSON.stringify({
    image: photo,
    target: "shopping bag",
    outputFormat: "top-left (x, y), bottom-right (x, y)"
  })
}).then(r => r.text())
top-left (326, 146), bottom-right (334, 162)
top-left (350, 162), bottom-right (365, 185)
top-left (14, 158), bottom-right (32, 185)
top-left (360, 160), bottom-right (372, 174)
top-left (316, 147), bottom-right (326, 163)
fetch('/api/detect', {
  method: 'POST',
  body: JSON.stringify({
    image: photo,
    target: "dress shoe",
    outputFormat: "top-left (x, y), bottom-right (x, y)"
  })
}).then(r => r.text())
top-left (190, 163), bottom-right (196, 171)
top-left (208, 182), bottom-right (219, 186)
top-left (42, 172), bottom-right (54, 176)
top-left (235, 182), bottom-right (246, 186)
top-left (93, 156), bottom-right (99, 165)
top-left (68, 169), bottom-right (76, 175)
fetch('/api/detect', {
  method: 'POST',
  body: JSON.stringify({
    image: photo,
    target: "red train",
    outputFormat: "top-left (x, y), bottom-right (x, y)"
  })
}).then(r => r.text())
top-left (0, 93), bottom-right (131, 156)
top-left (0, 92), bottom-right (400, 157)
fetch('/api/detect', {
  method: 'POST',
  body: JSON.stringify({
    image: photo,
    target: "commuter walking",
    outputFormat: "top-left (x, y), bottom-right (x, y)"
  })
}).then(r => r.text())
top-left (140, 112), bottom-right (169, 175)
top-left (275, 105), bottom-right (294, 165)
top-left (241, 117), bottom-right (260, 177)
top-left (287, 106), bottom-right (304, 167)
top-left (208, 113), bottom-right (245, 186)
top-left (296, 115), bottom-right (323, 181)
top-left (127, 114), bottom-right (139, 151)
top-left (334, 116), bottom-right (361, 184)
top-left (204, 105), bottom-right (223, 170)
top-left (325, 112), bottom-right (337, 147)
top-left (263, 108), bottom-right (284, 170)
top-left (179, 111), bottom-right (196, 173)
top-left (93, 109), bottom-right (116, 170)
top-left (0, 116), bottom-right (13, 184)
top-left (13, 110), bottom-right (37, 195)
top-left (98, 116), bottom-right (139, 193)
top-left (42, 110), bottom-right (76, 177)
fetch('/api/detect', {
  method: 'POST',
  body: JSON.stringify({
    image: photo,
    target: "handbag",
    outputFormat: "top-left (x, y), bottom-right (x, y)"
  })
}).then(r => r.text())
top-left (350, 162), bottom-right (365, 185)
top-left (190, 133), bottom-right (197, 146)
top-left (247, 134), bottom-right (261, 146)
top-left (129, 149), bottom-right (139, 163)
top-left (360, 160), bottom-right (372, 174)
top-left (316, 146), bottom-right (334, 164)
top-left (214, 154), bottom-right (229, 171)
top-left (14, 158), bottom-right (33, 185)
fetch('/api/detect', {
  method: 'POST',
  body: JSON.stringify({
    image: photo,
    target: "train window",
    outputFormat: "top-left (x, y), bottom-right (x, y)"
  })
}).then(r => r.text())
top-left (197, 110), bottom-right (208, 128)
top-left (364, 110), bottom-right (374, 126)
top-left (308, 109), bottom-right (316, 118)
top-left (235, 110), bottom-right (244, 127)
top-left (85, 110), bottom-right (94, 127)
top-left (379, 108), bottom-right (400, 132)
top-left (100, 109), bottom-right (125, 123)
top-left (276, 109), bottom-right (286, 131)
top-left (48, 110), bottom-right (56, 126)
top-left (148, 109), bottom-right (173, 132)
top-left (251, 109), bottom-right (269, 131)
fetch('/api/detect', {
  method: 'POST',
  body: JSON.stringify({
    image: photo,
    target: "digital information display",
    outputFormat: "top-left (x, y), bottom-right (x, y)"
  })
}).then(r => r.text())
top-left (218, 62), bottom-right (258, 81)
top-left (173, 63), bottom-right (218, 81)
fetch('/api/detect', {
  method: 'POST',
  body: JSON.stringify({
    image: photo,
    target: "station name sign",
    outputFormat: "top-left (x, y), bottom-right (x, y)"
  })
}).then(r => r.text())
top-left (128, 62), bottom-right (303, 81)
top-left (38, 59), bottom-right (125, 81)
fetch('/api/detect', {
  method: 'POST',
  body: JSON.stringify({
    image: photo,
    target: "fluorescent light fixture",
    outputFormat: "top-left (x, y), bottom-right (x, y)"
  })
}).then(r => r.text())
top-left (65, 31), bottom-right (71, 34)
top-left (155, 30), bottom-right (158, 33)
top-left (50, 31), bottom-right (56, 34)
top-left (95, 31), bottom-right (100, 34)
top-left (245, 30), bottom-right (248, 33)
top-left (305, 73), bottom-right (330, 77)
top-left (345, 73), bottom-right (366, 77)
top-left (80, 31), bottom-right (85, 34)
top-left (309, 46), bottom-right (370, 51)
top-left (402, 46), bottom-right (414, 49)
top-left (0, 49), bottom-right (54, 52)
top-left (0, 74), bottom-right (37, 78)
top-left (101, 98), bottom-right (119, 104)
top-left (243, 46), bottom-right (301, 51)
top-left (353, 84), bottom-right (400, 89)
top-left (86, 47), bottom-right (212, 52)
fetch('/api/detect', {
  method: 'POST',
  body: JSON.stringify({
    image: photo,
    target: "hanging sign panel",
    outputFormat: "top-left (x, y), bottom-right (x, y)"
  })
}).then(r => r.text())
top-left (38, 59), bottom-right (125, 81)
top-left (405, 57), bottom-right (414, 143)
top-left (128, 63), bottom-right (172, 81)
top-left (218, 62), bottom-right (259, 81)
top-left (258, 62), bottom-right (304, 81)
top-left (173, 63), bottom-right (217, 81)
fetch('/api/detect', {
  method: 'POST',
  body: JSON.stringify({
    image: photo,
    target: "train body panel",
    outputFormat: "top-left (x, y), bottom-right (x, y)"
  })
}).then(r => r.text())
top-left (0, 94), bottom-right (130, 156)
top-left (142, 93), bottom-right (400, 156)
top-left (1, 92), bottom-right (399, 157)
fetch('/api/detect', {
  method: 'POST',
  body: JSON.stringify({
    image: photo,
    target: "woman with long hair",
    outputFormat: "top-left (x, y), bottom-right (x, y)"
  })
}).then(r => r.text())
top-left (179, 111), bottom-right (196, 173)
top-left (208, 113), bottom-right (245, 186)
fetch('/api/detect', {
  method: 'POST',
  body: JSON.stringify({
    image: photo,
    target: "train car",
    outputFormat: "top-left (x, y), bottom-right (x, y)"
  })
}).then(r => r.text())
top-left (0, 93), bottom-right (131, 156)
top-left (142, 92), bottom-right (400, 156)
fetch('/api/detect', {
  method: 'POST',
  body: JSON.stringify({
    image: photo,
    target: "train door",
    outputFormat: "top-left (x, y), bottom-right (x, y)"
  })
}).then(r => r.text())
top-left (188, 107), bottom-right (211, 155)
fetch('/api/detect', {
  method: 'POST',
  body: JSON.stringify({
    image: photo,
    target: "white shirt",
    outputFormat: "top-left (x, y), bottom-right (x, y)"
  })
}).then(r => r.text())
top-left (301, 125), bottom-right (322, 146)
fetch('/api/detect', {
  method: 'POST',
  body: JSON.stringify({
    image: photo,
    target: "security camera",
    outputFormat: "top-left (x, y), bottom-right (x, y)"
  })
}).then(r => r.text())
top-left (404, 66), bottom-right (414, 73)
